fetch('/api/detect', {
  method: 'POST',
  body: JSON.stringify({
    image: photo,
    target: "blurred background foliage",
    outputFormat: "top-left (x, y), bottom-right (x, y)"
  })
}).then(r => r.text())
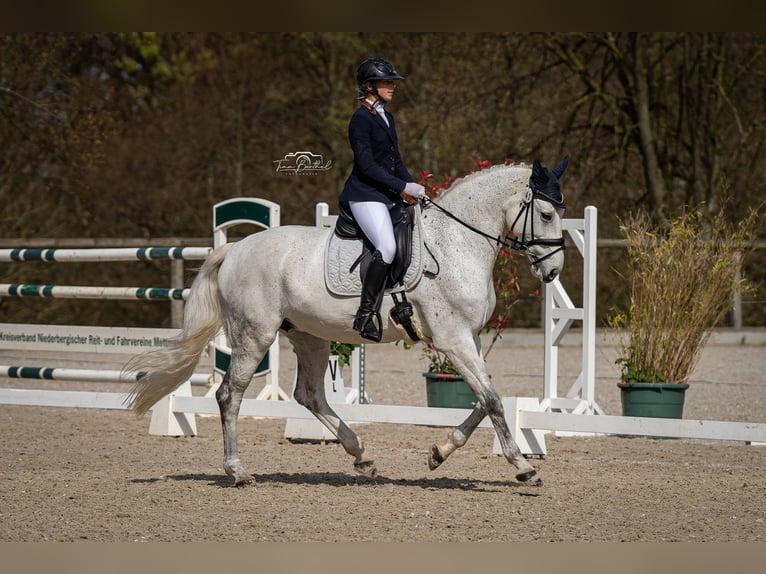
top-left (1, 32), bottom-right (764, 328)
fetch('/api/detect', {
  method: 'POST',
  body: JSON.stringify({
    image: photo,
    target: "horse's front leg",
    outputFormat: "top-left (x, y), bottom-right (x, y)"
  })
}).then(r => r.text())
top-left (428, 407), bottom-right (486, 470)
top-left (429, 336), bottom-right (536, 483)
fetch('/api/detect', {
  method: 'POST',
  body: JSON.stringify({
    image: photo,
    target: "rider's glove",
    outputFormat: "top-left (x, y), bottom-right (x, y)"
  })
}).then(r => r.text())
top-left (403, 182), bottom-right (426, 199)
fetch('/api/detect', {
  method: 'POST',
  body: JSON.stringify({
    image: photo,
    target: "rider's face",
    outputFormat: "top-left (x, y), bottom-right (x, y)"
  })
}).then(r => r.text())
top-left (372, 79), bottom-right (397, 103)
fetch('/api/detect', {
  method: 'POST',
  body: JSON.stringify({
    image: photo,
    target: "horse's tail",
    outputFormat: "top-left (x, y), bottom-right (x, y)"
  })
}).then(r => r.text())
top-left (123, 243), bottom-right (233, 416)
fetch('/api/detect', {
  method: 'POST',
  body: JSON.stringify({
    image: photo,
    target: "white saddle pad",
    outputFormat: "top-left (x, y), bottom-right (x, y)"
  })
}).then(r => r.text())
top-left (324, 204), bottom-right (425, 296)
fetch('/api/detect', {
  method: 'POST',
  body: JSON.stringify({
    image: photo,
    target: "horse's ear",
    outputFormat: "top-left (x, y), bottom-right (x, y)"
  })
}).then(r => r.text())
top-left (531, 159), bottom-right (547, 188)
top-left (550, 155), bottom-right (569, 179)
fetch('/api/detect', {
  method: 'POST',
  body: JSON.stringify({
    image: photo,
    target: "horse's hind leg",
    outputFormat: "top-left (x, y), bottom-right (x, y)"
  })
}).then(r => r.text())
top-left (215, 344), bottom-right (265, 486)
top-left (288, 331), bottom-right (377, 478)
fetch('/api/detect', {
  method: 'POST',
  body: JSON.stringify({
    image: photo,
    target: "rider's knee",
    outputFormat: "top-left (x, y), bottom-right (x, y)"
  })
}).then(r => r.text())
top-left (378, 240), bottom-right (396, 264)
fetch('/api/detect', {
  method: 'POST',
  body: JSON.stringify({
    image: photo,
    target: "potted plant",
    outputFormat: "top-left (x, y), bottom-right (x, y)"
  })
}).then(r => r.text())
top-left (419, 159), bottom-right (534, 408)
top-left (609, 207), bottom-right (757, 418)
top-left (421, 338), bottom-right (473, 408)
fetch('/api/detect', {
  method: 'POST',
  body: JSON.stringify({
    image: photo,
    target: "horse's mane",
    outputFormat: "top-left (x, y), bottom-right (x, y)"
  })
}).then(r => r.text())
top-left (436, 162), bottom-right (530, 198)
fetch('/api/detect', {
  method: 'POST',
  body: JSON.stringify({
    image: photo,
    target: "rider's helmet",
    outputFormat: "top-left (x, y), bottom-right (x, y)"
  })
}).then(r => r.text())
top-left (356, 57), bottom-right (404, 96)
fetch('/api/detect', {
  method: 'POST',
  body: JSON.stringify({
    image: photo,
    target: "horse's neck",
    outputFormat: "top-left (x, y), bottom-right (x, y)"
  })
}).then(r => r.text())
top-left (437, 168), bottom-right (525, 242)
top-left (424, 172), bottom-right (522, 272)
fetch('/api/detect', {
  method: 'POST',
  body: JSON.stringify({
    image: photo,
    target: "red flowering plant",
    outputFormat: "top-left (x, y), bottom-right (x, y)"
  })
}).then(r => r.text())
top-left (417, 158), bottom-right (534, 375)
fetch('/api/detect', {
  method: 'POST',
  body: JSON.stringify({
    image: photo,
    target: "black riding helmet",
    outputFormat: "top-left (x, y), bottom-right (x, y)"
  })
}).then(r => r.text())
top-left (357, 57), bottom-right (404, 97)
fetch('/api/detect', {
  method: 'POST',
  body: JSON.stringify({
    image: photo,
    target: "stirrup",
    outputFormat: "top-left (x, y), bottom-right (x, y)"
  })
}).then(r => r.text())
top-left (354, 310), bottom-right (383, 343)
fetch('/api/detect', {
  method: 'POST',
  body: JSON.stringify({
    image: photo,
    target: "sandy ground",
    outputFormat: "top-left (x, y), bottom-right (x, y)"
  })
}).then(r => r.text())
top-left (0, 330), bottom-right (764, 542)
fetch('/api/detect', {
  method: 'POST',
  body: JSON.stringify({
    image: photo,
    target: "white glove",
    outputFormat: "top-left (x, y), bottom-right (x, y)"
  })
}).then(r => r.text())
top-left (403, 182), bottom-right (426, 199)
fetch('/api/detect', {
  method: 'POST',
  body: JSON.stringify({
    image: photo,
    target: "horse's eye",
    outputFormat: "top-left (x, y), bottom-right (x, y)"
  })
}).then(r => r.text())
top-left (541, 212), bottom-right (553, 222)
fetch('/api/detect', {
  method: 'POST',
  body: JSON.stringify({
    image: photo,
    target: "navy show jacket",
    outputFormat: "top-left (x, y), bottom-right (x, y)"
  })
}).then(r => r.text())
top-left (340, 103), bottom-right (415, 205)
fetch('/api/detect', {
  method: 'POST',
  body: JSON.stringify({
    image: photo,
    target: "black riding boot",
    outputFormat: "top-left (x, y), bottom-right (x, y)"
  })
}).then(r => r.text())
top-left (353, 250), bottom-right (391, 342)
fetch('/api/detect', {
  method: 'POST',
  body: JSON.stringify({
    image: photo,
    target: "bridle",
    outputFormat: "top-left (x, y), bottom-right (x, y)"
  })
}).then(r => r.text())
top-left (505, 187), bottom-right (566, 264)
top-left (421, 187), bottom-right (566, 266)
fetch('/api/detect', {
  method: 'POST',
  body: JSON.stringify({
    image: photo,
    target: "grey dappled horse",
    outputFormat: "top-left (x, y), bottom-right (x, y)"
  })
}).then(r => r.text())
top-left (126, 158), bottom-right (569, 486)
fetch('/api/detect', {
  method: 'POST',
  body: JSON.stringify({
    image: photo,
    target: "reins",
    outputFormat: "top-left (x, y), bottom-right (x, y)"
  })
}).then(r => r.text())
top-left (421, 188), bottom-right (565, 265)
top-left (421, 197), bottom-right (508, 247)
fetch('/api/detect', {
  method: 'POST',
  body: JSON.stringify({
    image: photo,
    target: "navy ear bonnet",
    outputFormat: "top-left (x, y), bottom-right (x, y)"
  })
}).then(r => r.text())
top-left (529, 155), bottom-right (569, 210)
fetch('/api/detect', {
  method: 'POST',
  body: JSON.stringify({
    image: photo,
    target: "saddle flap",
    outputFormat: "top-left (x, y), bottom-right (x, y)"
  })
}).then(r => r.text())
top-left (390, 204), bottom-right (414, 285)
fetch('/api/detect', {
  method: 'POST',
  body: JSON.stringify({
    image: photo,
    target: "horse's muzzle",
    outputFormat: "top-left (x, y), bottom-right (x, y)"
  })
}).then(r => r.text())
top-left (543, 267), bottom-right (560, 282)
top-left (531, 262), bottom-right (560, 283)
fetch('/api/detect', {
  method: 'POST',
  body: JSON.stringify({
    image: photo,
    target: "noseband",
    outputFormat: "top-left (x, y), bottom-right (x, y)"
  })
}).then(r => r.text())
top-left (422, 187), bottom-right (565, 266)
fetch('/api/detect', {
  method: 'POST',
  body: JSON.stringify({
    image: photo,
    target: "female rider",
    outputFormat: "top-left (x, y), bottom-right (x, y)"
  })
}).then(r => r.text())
top-left (339, 57), bottom-right (425, 342)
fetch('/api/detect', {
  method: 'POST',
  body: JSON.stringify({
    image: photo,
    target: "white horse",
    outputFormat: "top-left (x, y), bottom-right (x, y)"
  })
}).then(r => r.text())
top-left (126, 158), bottom-right (569, 486)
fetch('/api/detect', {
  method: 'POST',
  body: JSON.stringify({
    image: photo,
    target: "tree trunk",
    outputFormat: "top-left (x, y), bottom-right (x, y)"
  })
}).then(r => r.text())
top-left (633, 33), bottom-right (669, 227)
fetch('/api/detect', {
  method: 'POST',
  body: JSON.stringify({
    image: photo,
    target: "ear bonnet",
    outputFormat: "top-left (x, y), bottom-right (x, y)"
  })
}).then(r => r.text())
top-left (529, 156), bottom-right (569, 210)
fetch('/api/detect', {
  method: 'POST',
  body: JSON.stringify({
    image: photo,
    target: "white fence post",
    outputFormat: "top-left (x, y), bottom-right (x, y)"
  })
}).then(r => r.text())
top-left (148, 380), bottom-right (197, 436)
top-left (541, 206), bottom-right (603, 416)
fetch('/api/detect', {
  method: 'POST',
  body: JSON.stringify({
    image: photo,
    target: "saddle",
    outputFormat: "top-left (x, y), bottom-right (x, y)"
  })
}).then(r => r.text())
top-left (334, 200), bottom-right (415, 288)
top-left (325, 202), bottom-right (425, 342)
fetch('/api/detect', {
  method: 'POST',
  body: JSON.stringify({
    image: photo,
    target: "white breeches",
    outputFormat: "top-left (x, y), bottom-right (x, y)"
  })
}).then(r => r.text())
top-left (349, 201), bottom-right (396, 264)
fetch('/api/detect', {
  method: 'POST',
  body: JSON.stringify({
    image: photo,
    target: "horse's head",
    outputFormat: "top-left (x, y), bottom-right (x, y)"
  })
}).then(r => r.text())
top-left (505, 156), bottom-right (569, 282)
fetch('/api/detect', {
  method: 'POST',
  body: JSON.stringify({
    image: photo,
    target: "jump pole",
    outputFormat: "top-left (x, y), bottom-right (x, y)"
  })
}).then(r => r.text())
top-left (0, 284), bottom-right (190, 300)
top-left (0, 365), bottom-right (209, 385)
top-left (0, 247), bottom-right (210, 262)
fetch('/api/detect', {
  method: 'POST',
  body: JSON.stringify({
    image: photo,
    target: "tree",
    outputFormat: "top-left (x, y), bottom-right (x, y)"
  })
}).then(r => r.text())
top-left (0, 33), bottom-right (119, 237)
top-left (539, 32), bottom-right (766, 227)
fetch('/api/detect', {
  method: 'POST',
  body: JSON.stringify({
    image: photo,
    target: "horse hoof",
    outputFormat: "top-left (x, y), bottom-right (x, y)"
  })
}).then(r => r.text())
top-left (515, 469), bottom-right (537, 483)
top-left (234, 475), bottom-right (255, 487)
top-left (354, 460), bottom-right (378, 478)
top-left (428, 445), bottom-right (444, 470)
